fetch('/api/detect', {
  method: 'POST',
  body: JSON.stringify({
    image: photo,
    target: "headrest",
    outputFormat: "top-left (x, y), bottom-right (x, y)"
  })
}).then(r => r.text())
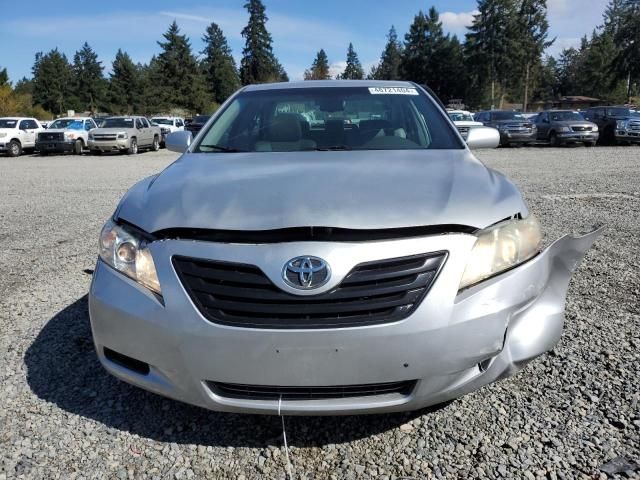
top-left (269, 114), bottom-right (302, 142)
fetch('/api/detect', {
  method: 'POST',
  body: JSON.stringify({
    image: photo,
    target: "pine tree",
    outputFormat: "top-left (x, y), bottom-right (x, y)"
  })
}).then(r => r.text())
top-left (32, 49), bottom-right (74, 115)
top-left (304, 49), bottom-right (331, 80)
top-left (611, 1), bottom-right (640, 100)
top-left (240, 0), bottom-right (285, 84)
top-left (138, 56), bottom-right (167, 115)
top-left (515, 0), bottom-right (554, 111)
top-left (201, 22), bottom-right (241, 104)
top-left (0, 68), bottom-right (9, 88)
top-left (73, 42), bottom-right (107, 113)
top-left (371, 26), bottom-right (403, 80)
top-left (109, 49), bottom-right (140, 114)
top-left (465, 0), bottom-right (520, 108)
top-left (157, 21), bottom-right (209, 113)
top-left (340, 43), bottom-right (364, 80)
top-left (13, 77), bottom-right (33, 96)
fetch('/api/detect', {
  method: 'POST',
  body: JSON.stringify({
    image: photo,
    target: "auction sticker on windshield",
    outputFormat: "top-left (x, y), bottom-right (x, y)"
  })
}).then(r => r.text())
top-left (368, 87), bottom-right (419, 95)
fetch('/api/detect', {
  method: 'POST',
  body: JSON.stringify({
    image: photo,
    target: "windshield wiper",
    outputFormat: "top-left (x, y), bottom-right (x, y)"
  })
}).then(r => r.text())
top-left (304, 145), bottom-right (353, 151)
top-left (199, 144), bottom-right (248, 153)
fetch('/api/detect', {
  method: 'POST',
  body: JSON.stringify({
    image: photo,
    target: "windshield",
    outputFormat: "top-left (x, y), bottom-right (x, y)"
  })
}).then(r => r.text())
top-left (0, 119), bottom-right (18, 128)
top-left (607, 107), bottom-right (631, 117)
top-left (448, 112), bottom-right (475, 122)
top-left (194, 87), bottom-right (463, 153)
top-left (152, 118), bottom-right (173, 125)
top-left (492, 111), bottom-right (525, 121)
top-left (549, 111), bottom-right (584, 121)
top-left (49, 119), bottom-right (84, 130)
top-left (102, 118), bottom-right (135, 128)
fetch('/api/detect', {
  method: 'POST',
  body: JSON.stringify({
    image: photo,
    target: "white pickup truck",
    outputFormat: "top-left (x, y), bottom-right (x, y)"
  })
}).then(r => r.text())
top-left (0, 117), bottom-right (44, 157)
top-left (36, 117), bottom-right (98, 155)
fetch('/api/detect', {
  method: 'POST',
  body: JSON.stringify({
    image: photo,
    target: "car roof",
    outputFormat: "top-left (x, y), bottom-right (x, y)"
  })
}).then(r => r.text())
top-left (53, 117), bottom-right (93, 121)
top-left (0, 117), bottom-right (35, 121)
top-left (242, 79), bottom-right (417, 92)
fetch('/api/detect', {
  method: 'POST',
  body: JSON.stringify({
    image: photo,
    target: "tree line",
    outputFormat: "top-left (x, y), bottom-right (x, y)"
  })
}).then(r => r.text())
top-left (0, 0), bottom-right (638, 119)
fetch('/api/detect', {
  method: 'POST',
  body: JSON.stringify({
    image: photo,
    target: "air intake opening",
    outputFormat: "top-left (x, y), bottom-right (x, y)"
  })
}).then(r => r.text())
top-left (104, 347), bottom-right (150, 375)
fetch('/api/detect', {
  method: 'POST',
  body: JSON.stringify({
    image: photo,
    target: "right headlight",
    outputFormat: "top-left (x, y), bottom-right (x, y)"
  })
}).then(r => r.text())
top-left (459, 215), bottom-right (543, 290)
top-left (88, 133), bottom-right (94, 140)
top-left (99, 219), bottom-right (161, 295)
top-left (616, 120), bottom-right (627, 129)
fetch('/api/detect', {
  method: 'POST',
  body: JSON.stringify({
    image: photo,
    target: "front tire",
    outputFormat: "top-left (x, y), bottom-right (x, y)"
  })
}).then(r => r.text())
top-left (7, 140), bottom-right (22, 157)
top-left (151, 136), bottom-right (160, 152)
top-left (549, 132), bottom-right (559, 147)
top-left (74, 139), bottom-right (83, 155)
top-left (127, 138), bottom-right (138, 155)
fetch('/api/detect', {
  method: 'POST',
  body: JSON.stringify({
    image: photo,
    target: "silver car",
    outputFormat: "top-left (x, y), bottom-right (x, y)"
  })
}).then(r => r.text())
top-left (89, 80), bottom-right (601, 415)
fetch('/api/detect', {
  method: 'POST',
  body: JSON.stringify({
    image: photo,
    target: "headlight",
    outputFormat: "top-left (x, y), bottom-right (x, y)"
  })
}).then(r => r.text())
top-left (459, 215), bottom-right (543, 290)
top-left (64, 132), bottom-right (77, 140)
top-left (117, 132), bottom-right (128, 139)
top-left (558, 126), bottom-right (571, 133)
top-left (616, 120), bottom-right (627, 129)
top-left (98, 219), bottom-right (161, 295)
top-left (88, 133), bottom-right (94, 140)
top-left (592, 125), bottom-right (598, 132)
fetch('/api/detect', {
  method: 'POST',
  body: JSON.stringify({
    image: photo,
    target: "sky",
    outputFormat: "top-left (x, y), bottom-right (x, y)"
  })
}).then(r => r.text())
top-left (0, 0), bottom-right (611, 84)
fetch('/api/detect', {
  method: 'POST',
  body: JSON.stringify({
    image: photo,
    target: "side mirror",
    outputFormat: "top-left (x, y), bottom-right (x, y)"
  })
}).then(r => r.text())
top-left (465, 126), bottom-right (500, 149)
top-left (166, 131), bottom-right (193, 153)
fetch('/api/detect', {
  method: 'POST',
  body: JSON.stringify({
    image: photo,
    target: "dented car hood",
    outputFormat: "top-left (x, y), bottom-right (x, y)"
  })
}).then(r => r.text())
top-left (115, 149), bottom-right (527, 233)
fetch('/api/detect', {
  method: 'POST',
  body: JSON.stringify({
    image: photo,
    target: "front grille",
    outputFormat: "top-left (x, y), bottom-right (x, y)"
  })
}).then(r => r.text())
top-left (38, 132), bottom-right (64, 141)
top-left (571, 126), bottom-right (592, 132)
top-left (173, 252), bottom-right (446, 329)
top-left (93, 134), bottom-right (117, 141)
top-left (208, 380), bottom-right (417, 400)
top-left (456, 126), bottom-right (470, 139)
top-left (629, 121), bottom-right (640, 131)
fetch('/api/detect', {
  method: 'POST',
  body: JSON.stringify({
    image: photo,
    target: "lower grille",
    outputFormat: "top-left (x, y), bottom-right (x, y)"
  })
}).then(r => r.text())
top-left (208, 380), bottom-right (417, 400)
top-left (173, 252), bottom-right (446, 329)
top-left (456, 126), bottom-right (470, 139)
top-left (38, 132), bottom-right (64, 142)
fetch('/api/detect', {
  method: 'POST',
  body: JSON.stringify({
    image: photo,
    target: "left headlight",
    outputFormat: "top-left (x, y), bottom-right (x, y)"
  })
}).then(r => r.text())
top-left (99, 218), bottom-right (161, 295)
top-left (616, 120), bottom-right (627, 130)
top-left (459, 215), bottom-right (543, 290)
top-left (558, 126), bottom-right (571, 133)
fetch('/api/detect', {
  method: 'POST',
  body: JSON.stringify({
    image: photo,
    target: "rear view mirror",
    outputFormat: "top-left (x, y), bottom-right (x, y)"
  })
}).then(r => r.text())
top-left (166, 131), bottom-right (193, 153)
top-left (465, 126), bottom-right (500, 149)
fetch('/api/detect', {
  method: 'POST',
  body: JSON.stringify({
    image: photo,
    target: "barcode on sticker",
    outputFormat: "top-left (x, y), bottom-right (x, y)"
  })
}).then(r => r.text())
top-left (368, 87), bottom-right (419, 95)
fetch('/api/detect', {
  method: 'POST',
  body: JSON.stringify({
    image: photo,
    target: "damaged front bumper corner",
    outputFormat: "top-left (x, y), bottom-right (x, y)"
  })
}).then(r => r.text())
top-left (435, 226), bottom-right (605, 404)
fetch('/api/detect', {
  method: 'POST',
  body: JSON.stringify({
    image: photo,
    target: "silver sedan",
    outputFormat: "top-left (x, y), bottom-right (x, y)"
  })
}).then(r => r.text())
top-left (89, 80), bottom-right (601, 415)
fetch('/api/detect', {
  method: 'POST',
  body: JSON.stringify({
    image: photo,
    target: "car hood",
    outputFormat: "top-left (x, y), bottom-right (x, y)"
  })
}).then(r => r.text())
top-left (115, 150), bottom-right (527, 233)
top-left (453, 121), bottom-right (484, 127)
top-left (551, 121), bottom-right (596, 128)
top-left (493, 119), bottom-right (533, 126)
top-left (91, 128), bottom-right (132, 134)
top-left (41, 128), bottom-right (77, 134)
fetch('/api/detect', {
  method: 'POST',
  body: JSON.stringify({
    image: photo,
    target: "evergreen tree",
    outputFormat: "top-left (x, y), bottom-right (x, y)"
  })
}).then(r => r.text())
top-left (32, 49), bottom-right (74, 115)
top-left (371, 26), bottom-right (403, 80)
top-left (201, 22), bottom-right (241, 104)
top-left (611, 1), bottom-right (640, 100)
top-left (515, 0), bottom-right (554, 111)
top-left (0, 68), bottom-right (9, 88)
top-left (13, 77), bottom-right (33, 96)
top-left (240, 0), bottom-right (285, 84)
top-left (138, 57), bottom-right (166, 115)
top-left (72, 42), bottom-right (107, 113)
top-left (304, 49), bottom-right (331, 80)
top-left (157, 21), bottom-right (208, 113)
top-left (465, 0), bottom-right (519, 108)
top-left (340, 43), bottom-right (364, 80)
top-left (109, 49), bottom-right (140, 114)
top-left (534, 55), bottom-right (561, 100)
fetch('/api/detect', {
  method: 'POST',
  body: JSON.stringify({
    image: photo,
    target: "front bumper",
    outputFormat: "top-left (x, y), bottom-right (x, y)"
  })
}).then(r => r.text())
top-left (89, 229), bottom-right (602, 415)
top-left (35, 140), bottom-right (75, 153)
top-left (499, 131), bottom-right (536, 145)
top-left (616, 130), bottom-right (640, 142)
top-left (88, 139), bottom-right (129, 152)
top-left (557, 132), bottom-right (599, 143)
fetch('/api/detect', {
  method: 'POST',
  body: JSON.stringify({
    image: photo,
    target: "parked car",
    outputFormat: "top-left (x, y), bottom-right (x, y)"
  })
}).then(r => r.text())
top-left (534, 110), bottom-right (599, 147)
top-left (474, 110), bottom-right (537, 146)
top-left (36, 117), bottom-right (98, 155)
top-left (0, 117), bottom-right (43, 157)
top-left (151, 117), bottom-right (184, 147)
top-left (447, 110), bottom-right (484, 140)
top-left (583, 106), bottom-right (640, 145)
top-left (184, 115), bottom-right (210, 135)
top-left (88, 116), bottom-right (161, 155)
top-left (89, 80), bottom-right (601, 415)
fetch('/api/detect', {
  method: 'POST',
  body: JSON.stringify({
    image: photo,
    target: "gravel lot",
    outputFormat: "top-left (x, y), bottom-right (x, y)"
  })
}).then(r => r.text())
top-left (1, 146), bottom-right (639, 480)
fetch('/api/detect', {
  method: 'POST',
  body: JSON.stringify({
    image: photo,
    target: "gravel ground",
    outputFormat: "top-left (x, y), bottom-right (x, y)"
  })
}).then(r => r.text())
top-left (0, 146), bottom-right (638, 480)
